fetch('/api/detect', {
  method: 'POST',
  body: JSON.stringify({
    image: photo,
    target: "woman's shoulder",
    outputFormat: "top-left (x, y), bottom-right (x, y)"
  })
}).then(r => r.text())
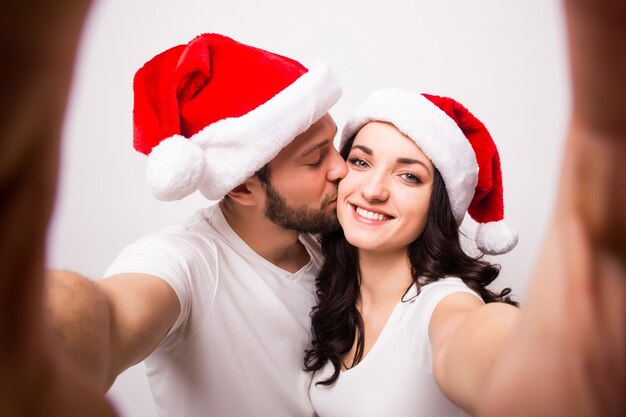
top-left (418, 277), bottom-right (477, 298)
top-left (403, 277), bottom-right (483, 318)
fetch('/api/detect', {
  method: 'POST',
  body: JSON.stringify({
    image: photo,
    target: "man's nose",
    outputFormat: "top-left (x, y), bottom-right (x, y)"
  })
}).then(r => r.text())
top-left (326, 147), bottom-right (348, 182)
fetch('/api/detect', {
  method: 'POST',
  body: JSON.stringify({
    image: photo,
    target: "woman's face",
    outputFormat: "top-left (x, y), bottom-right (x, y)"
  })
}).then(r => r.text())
top-left (337, 122), bottom-right (434, 255)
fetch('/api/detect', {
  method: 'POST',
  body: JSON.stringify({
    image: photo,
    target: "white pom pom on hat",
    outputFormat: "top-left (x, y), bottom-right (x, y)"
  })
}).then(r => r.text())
top-left (476, 220), bottom-right (518, 255)
top-left (341, 89), bottom-right (518, 255)
top-left (133, 33), bottom-right (342, 201)
top-left (145, 135), bottom-right (206, 201)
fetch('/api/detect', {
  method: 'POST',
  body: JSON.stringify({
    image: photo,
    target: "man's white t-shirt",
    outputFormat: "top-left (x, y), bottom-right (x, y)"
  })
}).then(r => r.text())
top-left (105, 204), bottom-right (321, 417)
top-left (310, 278), bottom-right (481, 417)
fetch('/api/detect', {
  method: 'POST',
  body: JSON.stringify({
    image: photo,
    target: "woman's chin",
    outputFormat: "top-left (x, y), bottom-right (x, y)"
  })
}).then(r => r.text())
top-left (343, 234), bottom-right (374, 251)
top-left (344, 234), bottom-right (409, 255)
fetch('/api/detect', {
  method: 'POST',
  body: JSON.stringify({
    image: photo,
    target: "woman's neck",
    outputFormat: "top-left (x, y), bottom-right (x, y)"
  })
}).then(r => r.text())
top-left (357, 248), bottom-right (414, 309)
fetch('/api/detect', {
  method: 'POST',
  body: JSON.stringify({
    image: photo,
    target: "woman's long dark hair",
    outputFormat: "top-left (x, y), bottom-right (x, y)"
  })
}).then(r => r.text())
top-left (304, 135), bottom-right (518, 386)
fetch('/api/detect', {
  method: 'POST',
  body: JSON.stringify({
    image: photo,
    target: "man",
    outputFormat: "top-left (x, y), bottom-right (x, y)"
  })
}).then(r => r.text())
top-left (46, 33), bottom-right (347, 417)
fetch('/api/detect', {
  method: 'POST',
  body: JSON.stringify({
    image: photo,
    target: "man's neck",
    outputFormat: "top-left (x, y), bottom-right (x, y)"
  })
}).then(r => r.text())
top-left (219, 200), bottom-right (310, 273)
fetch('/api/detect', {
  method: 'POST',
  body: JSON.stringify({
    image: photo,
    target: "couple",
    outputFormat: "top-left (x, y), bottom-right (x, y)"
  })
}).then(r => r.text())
top-left (43, 18), bottom-right (625, 417)
top-left (49, 33), bottom-right (517, 416)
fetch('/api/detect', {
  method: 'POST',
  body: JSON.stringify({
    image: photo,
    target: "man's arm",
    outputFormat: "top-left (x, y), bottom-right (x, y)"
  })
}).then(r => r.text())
top-left (0, 1), bottom-right (121, 416)
top-left (45, 271), bottom-right (180, 392)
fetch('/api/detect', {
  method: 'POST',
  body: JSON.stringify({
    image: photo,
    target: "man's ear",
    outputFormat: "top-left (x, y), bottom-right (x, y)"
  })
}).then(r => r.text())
top-left (225, 176), bottom-right (264, 207)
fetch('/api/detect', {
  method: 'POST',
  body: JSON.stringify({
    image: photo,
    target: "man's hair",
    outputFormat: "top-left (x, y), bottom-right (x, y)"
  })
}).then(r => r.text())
top-left (255, 164), bottom-right (272, 185)
top-left (223, 164), bottom-right (271, 202)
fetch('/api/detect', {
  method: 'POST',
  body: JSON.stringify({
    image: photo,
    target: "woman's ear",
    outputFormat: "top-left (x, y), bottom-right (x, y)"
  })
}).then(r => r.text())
top-left (225, 176), bottom-right (264, 207)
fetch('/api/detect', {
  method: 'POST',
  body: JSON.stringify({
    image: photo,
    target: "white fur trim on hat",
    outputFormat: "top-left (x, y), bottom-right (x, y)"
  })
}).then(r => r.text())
top-left (146, 60), bottom-right (341, 201)
top-left (475, 220), bottom-right (519, 255)
top-left (341, 89), bottom-right (478, 224)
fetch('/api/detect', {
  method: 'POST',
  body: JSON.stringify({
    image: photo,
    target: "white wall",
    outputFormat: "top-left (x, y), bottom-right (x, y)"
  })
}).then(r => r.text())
top-left (47, 0), bottom-right (570, 415)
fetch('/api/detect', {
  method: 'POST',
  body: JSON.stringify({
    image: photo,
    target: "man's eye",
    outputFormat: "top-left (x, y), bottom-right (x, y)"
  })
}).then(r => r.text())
top-left (306, 155), bottom-right (323, 167)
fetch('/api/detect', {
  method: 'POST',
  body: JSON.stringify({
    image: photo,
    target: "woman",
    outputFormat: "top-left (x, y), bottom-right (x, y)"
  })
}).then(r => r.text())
top-left (305, 89), bottom-right (520, 416)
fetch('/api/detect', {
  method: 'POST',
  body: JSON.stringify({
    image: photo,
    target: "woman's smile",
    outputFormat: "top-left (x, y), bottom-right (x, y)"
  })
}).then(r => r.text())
top-left (350, 203), bottom-right (394, 222)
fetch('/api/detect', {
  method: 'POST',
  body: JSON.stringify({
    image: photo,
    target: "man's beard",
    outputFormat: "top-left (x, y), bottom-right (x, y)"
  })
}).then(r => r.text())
top-left (262, 182), bottom-right (340, 234)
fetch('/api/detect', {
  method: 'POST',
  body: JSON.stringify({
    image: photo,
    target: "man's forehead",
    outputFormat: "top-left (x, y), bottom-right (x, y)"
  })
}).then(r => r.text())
top-left (278, 114), bottom-right (337, 158)
top-left (300, 114), bottom-right (336, 141)
top-left (317, 113), bottom-right (337, 132)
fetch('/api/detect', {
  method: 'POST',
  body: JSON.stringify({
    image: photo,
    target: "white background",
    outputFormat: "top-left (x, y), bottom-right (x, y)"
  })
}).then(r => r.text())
top-left (48, 0), bottom-right (570, 415)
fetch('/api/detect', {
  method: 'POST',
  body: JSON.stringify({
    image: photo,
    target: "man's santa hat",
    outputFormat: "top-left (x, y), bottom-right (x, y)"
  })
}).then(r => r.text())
top-left (133, 33), bottom-right (341, 201)
top-left (341, 89), bottom-right (518, 255)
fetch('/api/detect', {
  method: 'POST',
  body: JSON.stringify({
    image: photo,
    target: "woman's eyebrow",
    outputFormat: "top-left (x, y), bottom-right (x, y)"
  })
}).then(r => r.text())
top-left (396, 157), bottom-right (432, 174)
top-left (353, 145), bottom-right (431, 174)
top-left (351, 144), bottom-right (372, 155)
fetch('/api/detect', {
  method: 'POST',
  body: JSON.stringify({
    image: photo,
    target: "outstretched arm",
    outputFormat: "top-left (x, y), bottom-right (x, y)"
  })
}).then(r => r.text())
top-left (45, 270), bottom-right (180, 392)
top-left (475, 0), bottom-right (626, 415)
top-left (430, 294), bottom-right (520, 415)
top-left (0, 1), bottom-right (117, 416)
top-left (431, 1), bottom-right (625, 414)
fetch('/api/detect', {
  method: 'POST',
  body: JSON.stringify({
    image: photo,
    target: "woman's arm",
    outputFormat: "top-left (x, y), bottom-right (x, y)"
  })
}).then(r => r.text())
top-left (434, 1), bottom-right (626, 414)
top-left (476, 0), bottom-right (626, 415)
top-left (429, 294), bottom-right (520, 414)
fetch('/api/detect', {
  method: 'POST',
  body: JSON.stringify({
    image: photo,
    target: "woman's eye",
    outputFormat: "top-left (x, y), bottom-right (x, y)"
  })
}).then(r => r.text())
top-left (347, 157), bottom-right (368, 168)
top-left (401, 172), bottom-right (422, 184)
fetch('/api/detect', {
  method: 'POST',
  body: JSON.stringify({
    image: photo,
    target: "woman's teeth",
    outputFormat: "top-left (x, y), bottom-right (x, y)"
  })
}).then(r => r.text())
top-left (355, 206), bottom-right (391, 221)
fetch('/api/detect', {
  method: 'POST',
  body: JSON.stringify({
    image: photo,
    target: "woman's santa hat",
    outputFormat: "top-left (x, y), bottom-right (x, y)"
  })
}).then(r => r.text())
top-left (341, 89), bottom-right (518, 255)
top-left (133, 33), bottom-right (341, 201)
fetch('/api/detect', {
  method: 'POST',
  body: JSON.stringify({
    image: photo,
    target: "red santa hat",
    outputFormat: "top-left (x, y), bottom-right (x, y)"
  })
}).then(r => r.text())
top-left (133, 33), bottom-right (342, 201)
top-left (341, 89), bottom-right (518, 255)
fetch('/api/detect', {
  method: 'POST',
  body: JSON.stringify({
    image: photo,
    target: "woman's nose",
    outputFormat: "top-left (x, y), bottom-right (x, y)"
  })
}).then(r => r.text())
top-left (360, 175), bottom-right (389, 202)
